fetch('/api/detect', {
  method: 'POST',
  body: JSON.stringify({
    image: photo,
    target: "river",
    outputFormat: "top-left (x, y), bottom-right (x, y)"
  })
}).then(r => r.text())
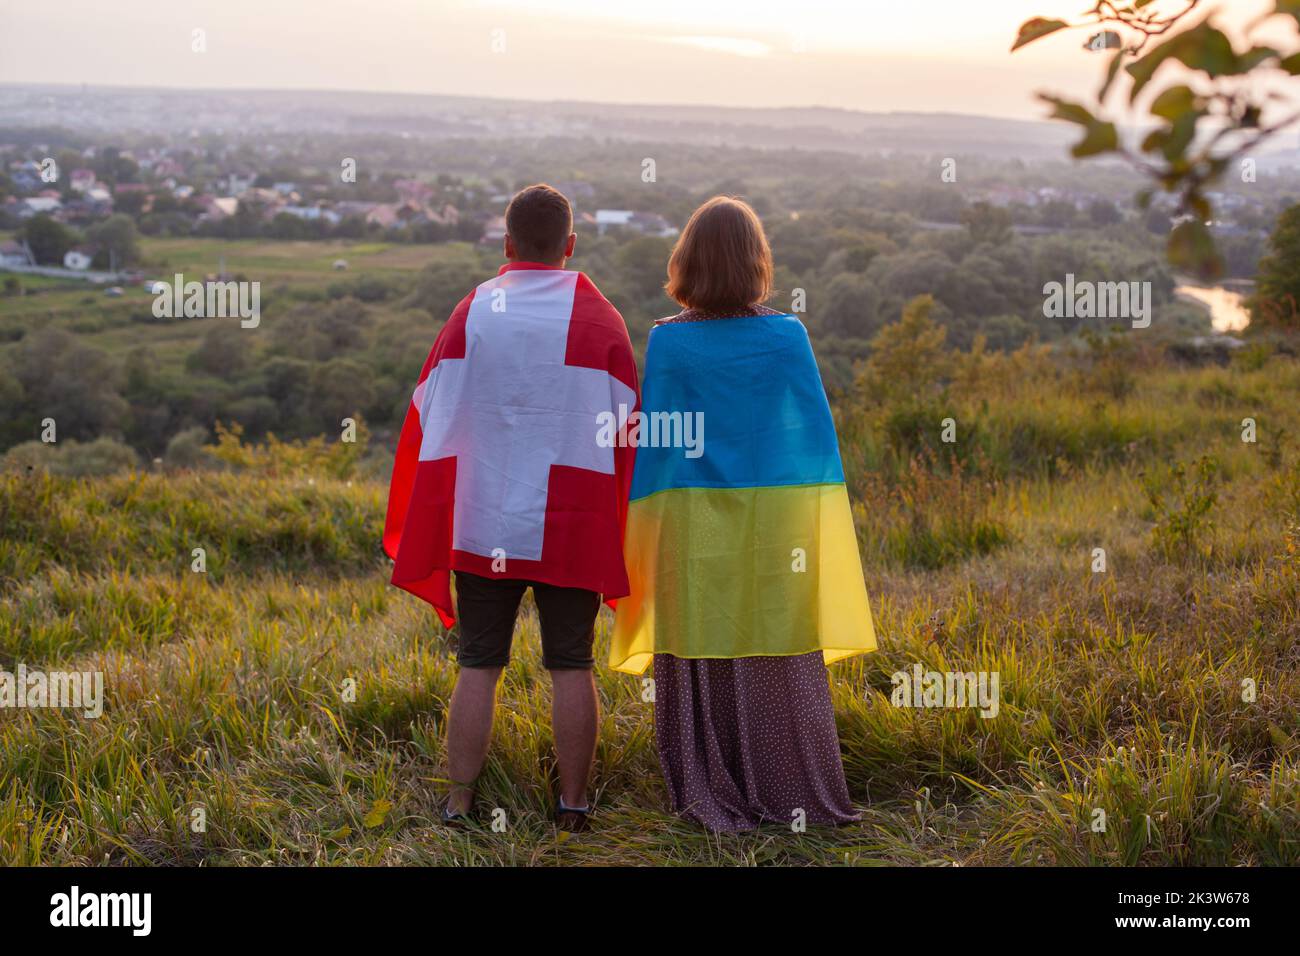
top-left (1174, 283), bottom-right (1251, 333)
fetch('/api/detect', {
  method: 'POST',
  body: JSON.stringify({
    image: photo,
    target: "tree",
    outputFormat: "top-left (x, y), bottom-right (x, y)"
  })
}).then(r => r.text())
top-left (187, 328), bottom-right (249, 378)
top-left (20, 214), bottom-right (76, 265)
top-left (1250, 204), bottom-right (1300, 331)
top-left (269, 301), bottom-right (370, 361)
top-left (1038, 199), bottom-right (1079, 229)
top-left (614, 235), bottom-right (675, 303)
top-left (8, 328), bottom-right (128, 440)
top-left (818, 272), bottom-right (880, 338)
top-left (93, 146), bottom-right (140, 186)
top-left (961, 202), bottom-right (1013, 245)
top-left (856, 295), bottom-right (955, 406)
top-left (113, 190), bottom-right (149, 217)
top-left (311, 358), bottom-right (375, 426)
top-left (86, 214), bottom-right (141, 269)
top-left (1013, 2), bottom-right (1300, 278)
top-left (1088, 198), bottom-right (1123, 226)
top-left (408, 247), bottom-right (486, 319)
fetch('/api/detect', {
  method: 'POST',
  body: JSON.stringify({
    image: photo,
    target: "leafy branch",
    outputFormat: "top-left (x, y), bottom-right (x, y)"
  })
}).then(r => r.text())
top-left (1013, 1), bottom-right (1300, 279)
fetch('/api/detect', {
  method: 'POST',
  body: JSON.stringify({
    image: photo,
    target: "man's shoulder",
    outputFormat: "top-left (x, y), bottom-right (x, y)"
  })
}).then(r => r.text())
top-left (571, 272), bottom-right (624, 322)
top-left (457, 269), bottom-right (625, 330)
top-left (445, 287), bottom-right (477, 324)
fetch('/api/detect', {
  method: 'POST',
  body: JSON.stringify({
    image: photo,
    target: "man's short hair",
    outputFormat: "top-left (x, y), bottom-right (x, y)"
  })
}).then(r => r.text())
top-left (505, 184), bottom-right (573, 262)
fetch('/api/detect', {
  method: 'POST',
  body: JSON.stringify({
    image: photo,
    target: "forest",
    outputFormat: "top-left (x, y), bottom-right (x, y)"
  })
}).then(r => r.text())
top-left (2, 131), bottom-right (1292, 464)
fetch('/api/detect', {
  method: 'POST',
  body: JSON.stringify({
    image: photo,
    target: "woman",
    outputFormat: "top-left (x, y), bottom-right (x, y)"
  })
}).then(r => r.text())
top-left (610, 196), bottom-right (877, 831)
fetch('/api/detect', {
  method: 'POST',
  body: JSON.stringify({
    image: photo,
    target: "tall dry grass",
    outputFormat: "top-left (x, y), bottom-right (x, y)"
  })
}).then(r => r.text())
top-left (1, 341), bottom-right (1298, 865)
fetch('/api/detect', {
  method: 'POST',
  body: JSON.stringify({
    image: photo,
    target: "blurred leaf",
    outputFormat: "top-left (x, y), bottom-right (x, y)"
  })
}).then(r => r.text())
top-left (1127, 45), bottom-right (1176, 102)
top-left (1099, 49), bottom-right (1127, 101)
top-left (1073, 120), bottom-right (1119, 157)
top-left (1013, 17), bottom-right (1069, 52)
top-left (1039, 94), bottom-right (1097, 126)
top-left (1163, 112), bottom-right (1200, 162)
top-left (1168, 219), bottom-right (1225, 280)
top-left (1039, 95), bottom-right (1118, 157)
top-left (1237, 45), bottom-right (1280, 71)
top-left (1267, 722), bottom-right (1295, 753)
top-left (1127, 22), bottom-right (1238, 103)
top-left (363, 798), bottom-right (392, 829)
top-left (1173, 24), bottom-right (1240, 76)
top-left (1141, 128), bottom-right (1167, 154)
top-left (1150, 85), bottom-right (1198, 120)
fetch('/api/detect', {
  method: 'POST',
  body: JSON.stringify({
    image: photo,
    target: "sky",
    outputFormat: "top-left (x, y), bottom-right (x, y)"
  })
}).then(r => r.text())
top-left (0, 0), bottom-right (1293, 120)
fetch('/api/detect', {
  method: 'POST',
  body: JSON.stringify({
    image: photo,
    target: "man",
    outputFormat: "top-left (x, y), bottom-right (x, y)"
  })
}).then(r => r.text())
top-left (384, 184), bottom-right (639, 832)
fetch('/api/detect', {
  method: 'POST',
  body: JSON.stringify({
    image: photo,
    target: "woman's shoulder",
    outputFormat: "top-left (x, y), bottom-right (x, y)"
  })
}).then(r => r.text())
top-left (654, 308), bottom-right (712, 326)
top-left (654, 304), bottom-right (786, 326)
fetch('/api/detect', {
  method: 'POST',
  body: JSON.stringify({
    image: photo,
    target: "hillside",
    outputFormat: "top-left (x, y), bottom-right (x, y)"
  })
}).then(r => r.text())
top-left (3, 348), bottom-right (1298, 865)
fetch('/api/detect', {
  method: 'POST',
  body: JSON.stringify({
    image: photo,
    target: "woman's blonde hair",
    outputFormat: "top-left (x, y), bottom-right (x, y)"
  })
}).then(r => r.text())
top-left (665, 196), bottom-right (773, 312)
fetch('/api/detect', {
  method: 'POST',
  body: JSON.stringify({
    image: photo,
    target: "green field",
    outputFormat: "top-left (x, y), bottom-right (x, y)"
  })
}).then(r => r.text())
top-left (0, 235), bottom-right (453, 367)
top-left (2, 331), bottom-right (1298, 865)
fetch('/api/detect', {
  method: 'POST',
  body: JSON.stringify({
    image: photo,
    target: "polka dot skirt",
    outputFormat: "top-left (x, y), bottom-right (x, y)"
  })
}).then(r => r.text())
top-left (653, 651), bottom-right (862, 832)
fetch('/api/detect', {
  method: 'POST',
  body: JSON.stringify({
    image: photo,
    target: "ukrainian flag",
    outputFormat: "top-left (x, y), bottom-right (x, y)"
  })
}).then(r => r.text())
top-left (610, 313), bottom-right (877, 674)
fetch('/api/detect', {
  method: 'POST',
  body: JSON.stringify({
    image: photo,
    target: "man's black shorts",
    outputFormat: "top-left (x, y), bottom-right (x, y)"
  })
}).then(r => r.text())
top-left (453, 571), bottom-right (601, 670)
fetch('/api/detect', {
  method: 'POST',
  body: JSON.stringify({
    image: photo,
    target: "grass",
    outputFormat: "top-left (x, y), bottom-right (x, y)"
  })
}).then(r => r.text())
top-left (0, 235), bottom-right (462, 373)
top-left (1, 344), bottom-right (1299, 865)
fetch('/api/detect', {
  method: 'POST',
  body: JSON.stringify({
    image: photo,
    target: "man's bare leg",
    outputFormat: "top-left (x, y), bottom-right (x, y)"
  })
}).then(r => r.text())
top-left (551, 667), bottom-right (598, 809)
top-left (445, 665), bottom-right (503, 814)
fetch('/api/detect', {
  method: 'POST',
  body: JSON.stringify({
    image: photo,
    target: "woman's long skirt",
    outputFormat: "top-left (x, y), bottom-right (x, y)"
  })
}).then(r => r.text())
top-left (653, 650), bottom-right (861, 832)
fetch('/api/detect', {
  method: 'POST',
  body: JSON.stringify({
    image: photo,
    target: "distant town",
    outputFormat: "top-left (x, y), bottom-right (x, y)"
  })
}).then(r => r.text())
top-left (0, 141), bottom-right (677, 280)
top-left (2, 85), bottom-right (1295, 284)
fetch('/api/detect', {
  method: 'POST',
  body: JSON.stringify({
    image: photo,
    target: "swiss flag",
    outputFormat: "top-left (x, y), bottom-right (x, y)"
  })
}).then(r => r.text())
top-left (383, 262), bottom-right (640, 627)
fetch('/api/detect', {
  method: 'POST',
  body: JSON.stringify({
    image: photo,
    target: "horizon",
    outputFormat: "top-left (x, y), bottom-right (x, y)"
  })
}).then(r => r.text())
top-left (1, 0), bottom-right (1294, 123)
top-left (6, 81), bottom-right (1297, 158)
top-left (0, 80), bottom-right (1078, 125)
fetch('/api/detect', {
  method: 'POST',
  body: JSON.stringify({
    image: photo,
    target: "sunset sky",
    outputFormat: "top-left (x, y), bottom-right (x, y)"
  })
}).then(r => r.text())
top-left (0, 0), bottom-right (1293, 120)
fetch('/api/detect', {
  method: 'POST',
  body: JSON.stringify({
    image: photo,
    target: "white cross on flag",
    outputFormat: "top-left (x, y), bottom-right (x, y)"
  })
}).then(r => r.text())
top-left (384, 263), bottom-right (640, 625)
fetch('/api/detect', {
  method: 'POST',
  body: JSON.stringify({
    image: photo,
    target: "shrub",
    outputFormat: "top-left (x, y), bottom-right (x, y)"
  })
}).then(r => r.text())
top-left (856, 294), bottom-right (954, 407)
top-left (163, 426), bottom-right (215, 471)
top-left (1081, 329), bottom-right (1137, 401)
top-left (855, 450), bottom-right (1012, 569)
top-left (1, 438), bottom-right (140, 477)
top-left (1142, 455), bottom-right (1219, 561)
top-left (881, 399), bottom-right (967, 466)
top-left (1232, 342), bottom-right (1273, 372)
top-left (208, 420), bottom-right (368, 479)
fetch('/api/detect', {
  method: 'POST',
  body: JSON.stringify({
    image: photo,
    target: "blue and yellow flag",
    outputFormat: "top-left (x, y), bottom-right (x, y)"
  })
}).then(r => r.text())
top-left (610, 313), bottom-right (876, 674)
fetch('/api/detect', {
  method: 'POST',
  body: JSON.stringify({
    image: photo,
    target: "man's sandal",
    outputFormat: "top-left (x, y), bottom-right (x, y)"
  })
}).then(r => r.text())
top-left (441, 779), bottom-right (476, 827)
top-left (441, 802), bottom-right (470, 827)
top-left (555, 798), bottom-right (592, 833)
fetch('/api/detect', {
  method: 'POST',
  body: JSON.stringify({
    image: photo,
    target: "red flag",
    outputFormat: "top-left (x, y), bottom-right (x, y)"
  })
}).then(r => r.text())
top-left (384, 262), bottom-right (639, 627)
